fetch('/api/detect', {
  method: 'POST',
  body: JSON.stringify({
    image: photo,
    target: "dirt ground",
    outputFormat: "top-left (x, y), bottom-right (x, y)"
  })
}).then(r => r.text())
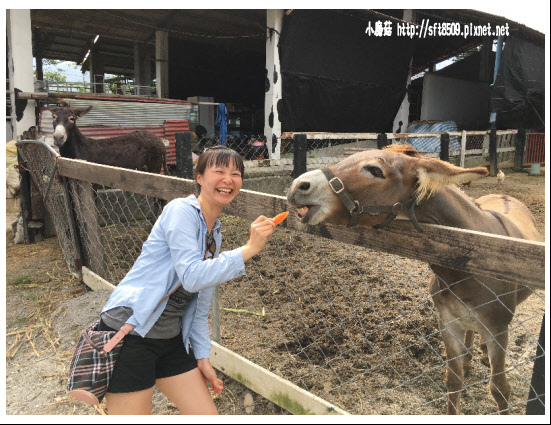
top-left (4, 165), bottom-right (546, 415)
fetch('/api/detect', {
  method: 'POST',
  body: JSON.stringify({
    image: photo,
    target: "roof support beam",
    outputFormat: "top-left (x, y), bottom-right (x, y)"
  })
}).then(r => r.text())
top-left (264, 9), bottom-right (284, 160)
top-left (7, 9), bottom-right (36, 137)
top-left (155, 30), bottom-right (169, 99)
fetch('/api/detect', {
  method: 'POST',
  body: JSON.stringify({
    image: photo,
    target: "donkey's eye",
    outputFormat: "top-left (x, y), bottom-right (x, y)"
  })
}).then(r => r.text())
top-left (362, 165), bottom-right (385, 179)
top-left (69, 116), bottom-right (76, 123)
top-left (52, 114), bottom-right (57, 120)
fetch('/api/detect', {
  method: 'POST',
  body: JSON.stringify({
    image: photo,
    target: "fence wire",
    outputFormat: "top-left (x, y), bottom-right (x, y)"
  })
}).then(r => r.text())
top-left (17, 141), bottom-right (544, 415)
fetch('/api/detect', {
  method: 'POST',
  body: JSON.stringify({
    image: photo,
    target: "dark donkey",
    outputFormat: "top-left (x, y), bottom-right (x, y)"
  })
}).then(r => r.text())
top-left (49, 103), bottom-right (168, 225)
top-left (49, 104), bottom-right (168, 175)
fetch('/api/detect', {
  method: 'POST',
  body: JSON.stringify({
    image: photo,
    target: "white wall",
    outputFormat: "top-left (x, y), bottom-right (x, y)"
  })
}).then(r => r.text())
top-left (420, 73), bottom-right (490, 130)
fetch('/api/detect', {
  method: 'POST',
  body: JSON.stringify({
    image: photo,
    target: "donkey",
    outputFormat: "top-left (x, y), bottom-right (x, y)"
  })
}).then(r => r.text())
top-left (49, 104), bottom-right (168, 224)
top-left (49, 104), bottom-right (168, 175)
top-left (286, 144), bottom-right (542, 414)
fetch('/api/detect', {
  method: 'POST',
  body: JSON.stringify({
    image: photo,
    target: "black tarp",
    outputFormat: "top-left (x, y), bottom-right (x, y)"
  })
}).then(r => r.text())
top-left (491, 36), bottom-right (545, 131)
top-left (278, 10), bottom-right (414, 133)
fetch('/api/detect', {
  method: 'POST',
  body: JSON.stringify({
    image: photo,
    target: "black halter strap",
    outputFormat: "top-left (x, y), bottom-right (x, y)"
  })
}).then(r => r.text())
top-left (321, 167), bottom-right (424, 232)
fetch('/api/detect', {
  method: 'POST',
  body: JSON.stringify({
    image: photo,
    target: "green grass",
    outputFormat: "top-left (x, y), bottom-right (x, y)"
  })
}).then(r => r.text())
top-left (26, 294), bottom-right (45, 303)
top-left (10, 274), bottom-right (33, 286)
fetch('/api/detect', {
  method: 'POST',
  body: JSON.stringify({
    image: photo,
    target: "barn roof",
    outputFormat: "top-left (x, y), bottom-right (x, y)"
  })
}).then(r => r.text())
top-left (30, 9), bottom-right (544, 77)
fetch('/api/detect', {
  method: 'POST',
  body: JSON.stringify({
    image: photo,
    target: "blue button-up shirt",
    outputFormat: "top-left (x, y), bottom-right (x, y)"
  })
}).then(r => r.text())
top-left (101, 195), bottom-right (245, 359)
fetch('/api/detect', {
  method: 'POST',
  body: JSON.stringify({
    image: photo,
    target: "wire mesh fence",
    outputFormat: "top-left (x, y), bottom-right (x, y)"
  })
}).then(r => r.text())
top-left (16, 140), bottom-right (545, 415)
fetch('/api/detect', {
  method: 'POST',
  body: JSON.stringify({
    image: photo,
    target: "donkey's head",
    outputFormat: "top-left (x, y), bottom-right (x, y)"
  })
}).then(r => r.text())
top-left (48, 104), bottom-right (92, 148)
top-left (287, 145), bottom-right (488, 227)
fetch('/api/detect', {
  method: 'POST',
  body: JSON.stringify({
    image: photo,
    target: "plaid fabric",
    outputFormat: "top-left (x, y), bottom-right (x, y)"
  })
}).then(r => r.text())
top-left (67, 320), bottom-right (124, 405)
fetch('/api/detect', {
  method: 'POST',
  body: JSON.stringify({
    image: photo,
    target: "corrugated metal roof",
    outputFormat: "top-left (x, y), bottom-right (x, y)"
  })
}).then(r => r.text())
top-left (69, 98), bottom-right (192, 127)
top-left (39, 99), bottom-right (192, 134)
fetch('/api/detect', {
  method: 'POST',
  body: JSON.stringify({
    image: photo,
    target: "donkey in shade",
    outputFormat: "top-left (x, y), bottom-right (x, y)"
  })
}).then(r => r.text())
top-left (287, 144), bottom-right (542, 414)
top-left (49, 104), bottom-right (168, 175)
top-left (49, 103), bottom-right (168, 224)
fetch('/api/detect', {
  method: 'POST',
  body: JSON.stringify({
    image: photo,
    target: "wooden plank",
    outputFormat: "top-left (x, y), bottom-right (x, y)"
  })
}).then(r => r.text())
top-left (82, 266), bottom-right (116, 291)
top-left (57, 158), bottom-right (545, 289)
top-left (223, 190), bottom-right (546, 290)
top-left (69, 179), bottom-right (108, 279)
top-left (210, 341), bottom-right (349, 415)
top-left (57, 158), bottom-right (196, 201)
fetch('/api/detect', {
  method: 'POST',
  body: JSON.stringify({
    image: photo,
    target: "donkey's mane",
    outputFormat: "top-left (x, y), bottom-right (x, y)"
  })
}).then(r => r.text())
top-left (383, 143), bottom-right (420, 157)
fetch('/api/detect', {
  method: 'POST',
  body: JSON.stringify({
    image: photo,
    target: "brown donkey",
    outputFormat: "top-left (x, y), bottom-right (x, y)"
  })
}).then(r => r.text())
top-left (287, 145), bottom-right (542, 414)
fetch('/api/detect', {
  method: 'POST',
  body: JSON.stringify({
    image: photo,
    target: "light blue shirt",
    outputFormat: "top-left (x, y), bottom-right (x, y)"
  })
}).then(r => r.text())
top-left (101, 195), bottom-right (245, 359)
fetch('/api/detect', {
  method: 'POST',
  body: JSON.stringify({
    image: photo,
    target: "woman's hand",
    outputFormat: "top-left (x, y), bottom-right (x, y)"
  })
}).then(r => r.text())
top-left (241, 216), bottom-right (276, 262)
top-left (197, 358), bottom-right (223, 395)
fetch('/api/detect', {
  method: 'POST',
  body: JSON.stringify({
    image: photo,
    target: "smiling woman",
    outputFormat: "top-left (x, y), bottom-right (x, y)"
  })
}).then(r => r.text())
top-left (93, 145), bottom-right (277, 415)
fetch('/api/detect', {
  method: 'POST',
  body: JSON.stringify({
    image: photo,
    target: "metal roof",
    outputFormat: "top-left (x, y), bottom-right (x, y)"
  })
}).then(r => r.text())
top-left (29, 9), bottom-right (544, 78)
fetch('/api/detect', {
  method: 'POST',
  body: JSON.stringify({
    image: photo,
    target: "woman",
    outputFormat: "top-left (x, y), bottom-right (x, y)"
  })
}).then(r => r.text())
top-left (99, 146), bottom-right (276, 414)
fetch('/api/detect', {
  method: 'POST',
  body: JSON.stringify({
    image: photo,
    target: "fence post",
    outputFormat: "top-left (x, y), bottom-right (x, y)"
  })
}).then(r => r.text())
top-left (60, 176), bottom-right (84, 281)
top-left (489, 124), bottom-right (498, 176)
top-left (17, 148), bottom-right (35, 244)
top-left (460, 130), bottom-right (467, 168)
top-left (514, 128), bottom-right (526, 171)
top-left (175, 131), bottom-right (193, 179)
top-left (377, 133), bottom-right (389, 149)
top-left (526, 315), bottom-right (545, 414)
top-left (292, 133), bottom-right (307, 178)
top-left (440, 133), bottom-right (450, 162)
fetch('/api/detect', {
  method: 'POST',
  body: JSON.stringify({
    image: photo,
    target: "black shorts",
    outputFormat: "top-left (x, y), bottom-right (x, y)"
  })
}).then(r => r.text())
top-left (99, 320), bottom-right (198, 393)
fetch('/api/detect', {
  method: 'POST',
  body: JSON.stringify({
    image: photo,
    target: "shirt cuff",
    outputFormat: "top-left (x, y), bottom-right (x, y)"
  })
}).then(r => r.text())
top-left (225, 247), bottom-right (246, 276)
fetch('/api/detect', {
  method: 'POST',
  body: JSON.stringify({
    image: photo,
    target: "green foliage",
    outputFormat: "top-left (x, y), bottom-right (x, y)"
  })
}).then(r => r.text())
top-left (43, 71), bottom-right (67, 82)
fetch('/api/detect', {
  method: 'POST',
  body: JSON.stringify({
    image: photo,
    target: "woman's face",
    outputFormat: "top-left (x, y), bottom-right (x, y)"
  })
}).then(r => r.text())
top-left (196, 161), bottom-right (243, 208)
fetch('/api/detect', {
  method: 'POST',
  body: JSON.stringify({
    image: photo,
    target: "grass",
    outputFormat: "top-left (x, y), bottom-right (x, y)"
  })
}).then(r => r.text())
top-left (10, 274), bottom-right (33, 286)
top-left (26, 293), bottom-right (45, 303)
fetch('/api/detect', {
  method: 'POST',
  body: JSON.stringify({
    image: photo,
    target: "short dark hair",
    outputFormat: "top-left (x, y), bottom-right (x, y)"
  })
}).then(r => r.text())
top-left (194, 146), bottom-right (244, 194)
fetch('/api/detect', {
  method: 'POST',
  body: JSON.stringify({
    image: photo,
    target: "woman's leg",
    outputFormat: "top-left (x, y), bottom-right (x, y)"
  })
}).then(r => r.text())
top-left (105, 387), bottom-right (154, 415)
top-left (155, 368), bottom-right (218, 415)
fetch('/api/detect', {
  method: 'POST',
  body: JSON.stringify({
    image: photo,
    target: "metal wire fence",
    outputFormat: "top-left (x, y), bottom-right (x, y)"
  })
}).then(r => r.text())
top-left (16, 140), bottom-right (545, 415)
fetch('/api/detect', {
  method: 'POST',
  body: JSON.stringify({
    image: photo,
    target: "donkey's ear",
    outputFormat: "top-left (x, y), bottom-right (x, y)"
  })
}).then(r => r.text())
top-left (73, 106), bottom-right (93, 118)
top-left (414, 157), bottom-right (488, 201)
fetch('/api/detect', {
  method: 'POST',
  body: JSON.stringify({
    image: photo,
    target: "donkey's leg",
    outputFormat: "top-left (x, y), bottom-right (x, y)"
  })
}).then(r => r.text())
top-left (480, 341), bottom-right (490, 366)
top-left (442, 325), bottom-right (467, 415)
top-left (485, 332), bottom-right (511, 414)
top-left (463, 330), bottom-right (475, 374)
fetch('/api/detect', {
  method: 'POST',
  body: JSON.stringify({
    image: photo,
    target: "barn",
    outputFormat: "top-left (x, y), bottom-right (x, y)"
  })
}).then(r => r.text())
top-left (5, 8), bottom-right (546, 416)
top-left (7, 9), bottom-right (545, 157)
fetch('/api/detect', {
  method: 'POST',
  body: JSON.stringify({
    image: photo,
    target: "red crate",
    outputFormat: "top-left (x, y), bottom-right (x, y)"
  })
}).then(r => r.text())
top-left (524, 133), bottom-right (545, 166)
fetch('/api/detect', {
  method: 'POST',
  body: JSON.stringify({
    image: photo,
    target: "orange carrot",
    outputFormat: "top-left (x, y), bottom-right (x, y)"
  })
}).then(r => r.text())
top-left (272, 211), bottom-right (289, 225)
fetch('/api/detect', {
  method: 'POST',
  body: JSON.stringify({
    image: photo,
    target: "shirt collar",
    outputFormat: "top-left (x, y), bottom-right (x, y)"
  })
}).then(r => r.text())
top-left (187, 194), bottom-right (221, 232)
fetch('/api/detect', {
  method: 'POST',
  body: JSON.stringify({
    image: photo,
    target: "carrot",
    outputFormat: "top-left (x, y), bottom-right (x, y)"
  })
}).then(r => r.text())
top-left (272, 211), bottom-right (289, 225)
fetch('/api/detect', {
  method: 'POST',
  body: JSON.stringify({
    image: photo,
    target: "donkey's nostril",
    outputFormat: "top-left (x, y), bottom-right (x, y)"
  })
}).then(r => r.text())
top-left (298, 182), bottom-right (310, 191)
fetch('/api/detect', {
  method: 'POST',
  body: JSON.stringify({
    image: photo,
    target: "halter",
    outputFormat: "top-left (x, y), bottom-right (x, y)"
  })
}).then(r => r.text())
top-left (321, 167), bottom-right (424, 232)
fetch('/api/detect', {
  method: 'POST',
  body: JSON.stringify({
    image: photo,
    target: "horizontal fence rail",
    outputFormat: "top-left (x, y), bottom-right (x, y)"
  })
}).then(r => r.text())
top-left (56, 158), bottom-right (545, 290)
top-left (17, 140), bottom-right (545, 415)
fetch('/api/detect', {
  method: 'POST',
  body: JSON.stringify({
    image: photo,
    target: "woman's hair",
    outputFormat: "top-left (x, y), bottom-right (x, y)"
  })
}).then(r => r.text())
top-left (194, 146), bottom-right (245, 194)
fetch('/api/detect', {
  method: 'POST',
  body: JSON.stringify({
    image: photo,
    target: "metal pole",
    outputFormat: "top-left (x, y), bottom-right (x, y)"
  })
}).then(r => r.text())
top-left (292, 133), bottom-right (307, 178)
top-left (489, 122), bottom-right (498, 176)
